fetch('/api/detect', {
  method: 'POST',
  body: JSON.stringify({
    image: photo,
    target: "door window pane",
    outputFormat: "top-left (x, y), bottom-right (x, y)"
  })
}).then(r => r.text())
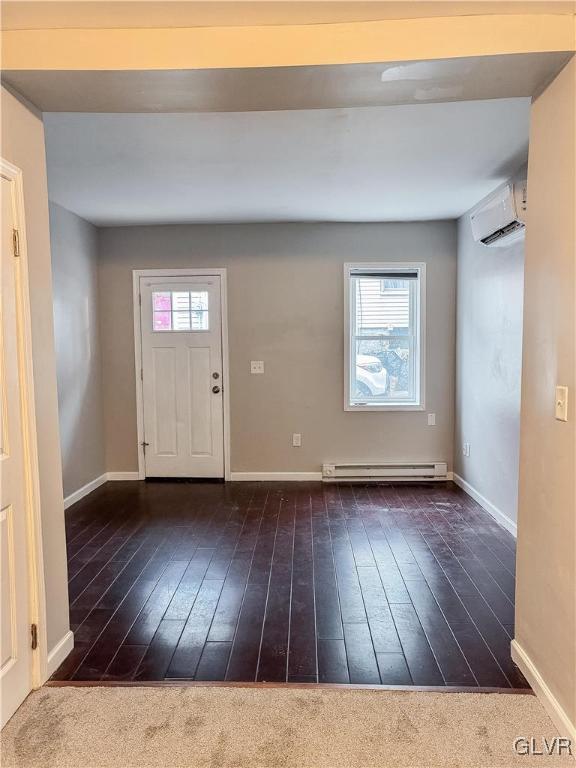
top-left (152, 290), bottom-right (209, 332)
top-left (153, 310), bottom-right (172, 331)
top-left (153, 292), bottom-right (171, 311)
top-left (173, 311), bottom-right (192, 330)
top-left (172, 291), bottom-right (191, 311)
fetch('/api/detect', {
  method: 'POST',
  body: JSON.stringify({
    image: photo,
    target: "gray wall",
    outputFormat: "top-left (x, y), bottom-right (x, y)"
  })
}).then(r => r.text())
top-left (50, 202), bottom-right (106, 497)
top-left (98, 221), bottom-right (457, 474)
top-left (454, 193), bottom-right (524, 526)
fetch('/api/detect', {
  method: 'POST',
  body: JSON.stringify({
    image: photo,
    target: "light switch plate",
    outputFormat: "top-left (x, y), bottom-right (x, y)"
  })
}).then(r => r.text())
top-left (427, 413), bottom-right (436, 426)
top-left (250, 360), bottom-right (264, 374)
top-left (555, 385), bottom-right (569, 421)
top-left (292, 433), bottom-right (302, 447)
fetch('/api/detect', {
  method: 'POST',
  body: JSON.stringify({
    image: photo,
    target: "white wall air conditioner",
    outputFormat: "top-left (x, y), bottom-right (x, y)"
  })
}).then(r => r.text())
top-left (322, 462), bottom-right (448, 483)
top-left (470, 181), bottom-right (527, 247)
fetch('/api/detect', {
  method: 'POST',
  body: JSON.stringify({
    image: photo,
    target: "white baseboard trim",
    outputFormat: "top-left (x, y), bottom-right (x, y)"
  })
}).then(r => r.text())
top-left (452, 473), bottom-right (517, 537)
top-left (230, 472), bottom-right (323, 481)
top-left (106, 471), bottom-right (140, 481)
top-left (511, 639), bottom-right (576, 740)
top-left (46, 630), bottom-right (74, 677)
top-left (231, 471), bottom-right (453, 483)
top-left (64, 471), bottom-right (142, 509)
top-left (63, 474), bottom-right (107, 510)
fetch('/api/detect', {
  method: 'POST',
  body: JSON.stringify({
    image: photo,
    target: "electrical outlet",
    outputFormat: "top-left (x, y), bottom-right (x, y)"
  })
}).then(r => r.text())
top-left (462, 442), bottom-right (471, 457)
top-left (427, 413), bottom-right (436, 426)
top-left (250, 360), bottom-right (264, 374)
top-left (292, 433), bottom-right (302, 447)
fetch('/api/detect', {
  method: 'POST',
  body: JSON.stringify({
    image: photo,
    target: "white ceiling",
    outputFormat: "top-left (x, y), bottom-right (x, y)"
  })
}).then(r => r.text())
top-left (44, 98), bottom-right (530, 226)
top-left (3, 1), bottom-right (574, 30)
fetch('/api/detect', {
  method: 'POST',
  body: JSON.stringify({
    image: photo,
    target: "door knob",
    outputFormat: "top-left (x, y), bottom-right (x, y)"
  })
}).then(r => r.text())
top-left (212, 385), bottom-right (221, 394)
top-left (212, 372), bottom-right (220, 379)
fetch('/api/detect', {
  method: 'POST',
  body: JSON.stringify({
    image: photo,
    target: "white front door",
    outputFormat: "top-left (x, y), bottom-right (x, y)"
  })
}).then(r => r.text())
top-left (0, 172), bottom-right (34, 727)
top-left (139, 275), bottom-right (224, 478)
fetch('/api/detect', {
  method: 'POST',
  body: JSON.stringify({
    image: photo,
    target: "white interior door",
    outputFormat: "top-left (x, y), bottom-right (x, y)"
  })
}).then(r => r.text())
top-left (0, 172), bottom-right (34, 727)
top-left (140, 275), bottom-right (224, 478)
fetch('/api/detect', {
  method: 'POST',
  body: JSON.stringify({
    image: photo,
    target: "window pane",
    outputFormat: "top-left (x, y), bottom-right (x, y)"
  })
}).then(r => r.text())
top-left (352, 338), bottom-right (412, 402)
top-left (356, 276), bottom-right (410, 334)
top-left (352, 342), bottom-right (389, 401)
top-left (190, 292), bottom-right (209, 311)
top-left (191, 310), bottom-right (209, 330)
top-left (153, 311), bottom-right (172, 331)
top-left (350, 274), bottom-right (418, 405)
top-left (172, 291), bottom-right (190, 311)
top-left (173, 310), bottom-right (192, 330)
top-left (153, 291), bottom-right (171, 311)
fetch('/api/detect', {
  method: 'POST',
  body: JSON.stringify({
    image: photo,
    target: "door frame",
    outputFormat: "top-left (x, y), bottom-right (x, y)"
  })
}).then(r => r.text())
top-left (132, 268), bottom-right (231, 481)
top-left (1, 158), bottom-right (48, 690)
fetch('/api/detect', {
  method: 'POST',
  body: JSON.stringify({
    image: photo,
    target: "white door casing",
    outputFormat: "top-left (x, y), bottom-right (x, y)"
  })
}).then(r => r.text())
top-left (0, 163), bottom-right (44, 727)
top-left (139, 274), bottom-right (225, 478)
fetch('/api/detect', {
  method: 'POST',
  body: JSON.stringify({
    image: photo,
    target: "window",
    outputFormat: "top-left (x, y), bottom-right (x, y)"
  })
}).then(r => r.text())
top-left (345, 263), bottom-right (425, 410)
top-left (152, 290), bottom-right (209, 331)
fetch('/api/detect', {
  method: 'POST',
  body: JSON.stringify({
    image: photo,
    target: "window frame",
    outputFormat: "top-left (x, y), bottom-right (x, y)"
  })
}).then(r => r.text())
top-left (343, 262), bottom-right (426, 412)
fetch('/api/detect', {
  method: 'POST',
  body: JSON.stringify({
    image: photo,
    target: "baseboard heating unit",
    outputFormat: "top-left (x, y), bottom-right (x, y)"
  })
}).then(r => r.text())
top-left (322, 462), bottom-right (449, 483)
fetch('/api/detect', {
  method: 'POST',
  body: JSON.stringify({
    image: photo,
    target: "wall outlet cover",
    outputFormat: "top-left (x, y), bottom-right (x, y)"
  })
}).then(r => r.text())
top-left (555, 385), bottom-right (569, 422)
top-left (250, 360), bottom-right (265, 374)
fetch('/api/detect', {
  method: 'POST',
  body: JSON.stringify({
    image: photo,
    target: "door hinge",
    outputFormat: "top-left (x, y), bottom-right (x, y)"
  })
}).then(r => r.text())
top-left (138, 293), bottom-right (142, 306)
top-left (141, 441), bottom-right (149, 454)
top-left (31, 623), bottom-right (38, 650)
top-left (12, 229), bottom-right (20, 257)
top-left (140, 367), bottom-right (143, 381)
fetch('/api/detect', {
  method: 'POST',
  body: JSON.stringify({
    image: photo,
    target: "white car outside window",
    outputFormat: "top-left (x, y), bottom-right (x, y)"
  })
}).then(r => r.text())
top-left (355, 354), bottom-right (388, 399)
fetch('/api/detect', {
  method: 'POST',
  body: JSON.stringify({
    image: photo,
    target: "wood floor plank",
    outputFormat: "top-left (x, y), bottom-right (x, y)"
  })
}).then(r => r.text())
top-left (257, 500), bottom-right (295, 682)
top-left (403, 578), bottom-right (476, 685)
top-left (194, 642), bottom-right (232, 681)
top-left (376, 653), bottom-right (412, 685)
top-left (165, 579), bottom-right (225, 678)
top-left (317, 639), bottom-right (350, 684)
top-left (124, 561), bottom-right (189, 645)
top-left (287, 504), bottom-right (317, 681)
top-left (342, 623), bottom-right (381, 684)
top-left (225, 583), bottom-right (268, 681)
top-left (133, 619), bottom-right (186, 681)
top-left (356, 566), bottom-right (403, 653)
top-left (388, 603), bottom-right (445, 686)
top-left (104, 645), bottom-right (148, 681)
top-left (312, 515), bottom-right (344, 641)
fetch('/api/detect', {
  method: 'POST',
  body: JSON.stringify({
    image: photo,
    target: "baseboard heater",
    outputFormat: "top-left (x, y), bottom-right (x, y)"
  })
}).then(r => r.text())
top-left (322, 461), bottom-right (448, 483)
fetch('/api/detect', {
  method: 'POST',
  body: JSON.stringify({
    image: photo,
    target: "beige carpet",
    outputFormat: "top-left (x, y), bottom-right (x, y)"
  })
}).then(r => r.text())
top-left (1, 686), bottom-right (572, 768)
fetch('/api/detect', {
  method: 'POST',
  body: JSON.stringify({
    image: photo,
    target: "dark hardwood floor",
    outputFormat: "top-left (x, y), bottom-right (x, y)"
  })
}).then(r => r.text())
top-left (52, 480), bottom-right (529, 688)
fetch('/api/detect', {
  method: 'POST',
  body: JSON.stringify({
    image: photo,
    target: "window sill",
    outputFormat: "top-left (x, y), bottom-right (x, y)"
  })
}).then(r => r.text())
top-left (345, 402), bottom-right (425, 412)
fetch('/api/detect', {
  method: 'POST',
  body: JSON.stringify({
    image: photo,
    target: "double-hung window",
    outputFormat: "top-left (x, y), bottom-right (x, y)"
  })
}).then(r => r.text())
top-left (345, 263), bottom-right (425, 410)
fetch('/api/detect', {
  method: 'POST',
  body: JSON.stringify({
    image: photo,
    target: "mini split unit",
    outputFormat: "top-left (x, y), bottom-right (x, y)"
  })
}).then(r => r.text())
top-left (470, 181), bottom-right (528, 247)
